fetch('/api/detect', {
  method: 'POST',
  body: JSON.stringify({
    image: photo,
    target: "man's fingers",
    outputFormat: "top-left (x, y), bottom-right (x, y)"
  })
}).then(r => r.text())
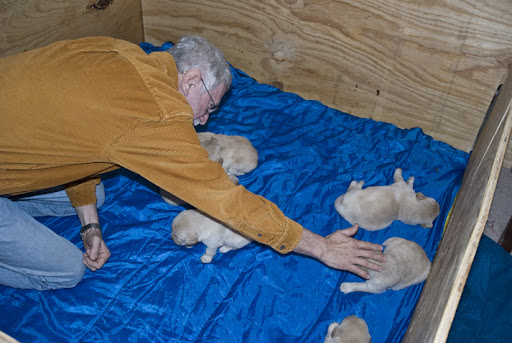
top-left (356, 249), bottom-right (387, 265)
top-left (344, 257), bottom-right (382, 279)
top-left (356, 256), bottom-right (383, 273)
top-left (83, 254), bottom-right (105, 270)
top-left (326, 224), bottom-right (359, 240)
top-left (348, 264), bottom-right (370, 280)
top-left (87, 236), bottom-right (101, 261)
top-left (83, 253), bottom-right (97, 271)
top-left (339, 224), bottom-right (359, 237)
top-left (83, 246), bottom-right (110, 271)
top-left (356, 240), bottom-right (385, 253)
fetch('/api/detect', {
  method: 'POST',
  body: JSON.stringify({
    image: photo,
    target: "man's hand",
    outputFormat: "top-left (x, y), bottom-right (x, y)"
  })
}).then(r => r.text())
top-left (82, 227), bottom-right (111, 271)
top-left (75, 203), bottom-right (111, 271)
top-left (292, 224), bottom-right (386, 279)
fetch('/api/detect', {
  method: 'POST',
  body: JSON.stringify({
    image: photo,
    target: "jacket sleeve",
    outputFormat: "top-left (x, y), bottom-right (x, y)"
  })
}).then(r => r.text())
top-left (65, 177), bottom-right (101, 208)
top-left (109, 119), bottom-right (303, 254)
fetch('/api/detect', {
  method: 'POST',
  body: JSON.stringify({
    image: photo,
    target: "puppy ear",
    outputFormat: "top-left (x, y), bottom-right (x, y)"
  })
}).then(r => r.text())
top-left (348, 180), bottom-right (358, 190)
top-left (416, 192), bottom-right (426, 200)
top-left (326, 322), bottom-right (340, 338)
top-left (189, 231), bottom-right (199, 244)
top-left (331, 325), bottom-right (344, 338)
top-left (393, 168), bottom-right (404, 183)
top-left (406, 177), bottom-right (414, 188)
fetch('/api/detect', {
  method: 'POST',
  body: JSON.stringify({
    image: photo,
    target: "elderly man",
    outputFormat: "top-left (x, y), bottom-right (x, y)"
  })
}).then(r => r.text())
top-left (0, 35), bottom-right (385, 290)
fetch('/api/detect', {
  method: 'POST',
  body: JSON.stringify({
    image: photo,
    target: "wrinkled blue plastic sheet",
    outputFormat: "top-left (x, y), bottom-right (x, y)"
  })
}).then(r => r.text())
top-left (448, 235), bottom-right (512, 343)
top-left (0, 42), bottom-right (471, 342)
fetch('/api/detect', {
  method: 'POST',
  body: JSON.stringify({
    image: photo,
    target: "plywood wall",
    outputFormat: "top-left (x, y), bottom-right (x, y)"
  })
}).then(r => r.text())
top-left (0, 0), bottom-right (144, 58)
top-left (142, 0), bottom-right (512, 168)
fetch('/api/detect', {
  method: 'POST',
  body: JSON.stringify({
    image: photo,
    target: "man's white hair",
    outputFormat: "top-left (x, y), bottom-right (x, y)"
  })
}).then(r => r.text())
top-left (168, 35), bottom-right (232, 93)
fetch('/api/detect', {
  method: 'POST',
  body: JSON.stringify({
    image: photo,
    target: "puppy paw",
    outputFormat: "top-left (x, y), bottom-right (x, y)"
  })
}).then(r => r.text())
top-left (339, 283), bottom-right (354, 294)
top-left (219, 246), bottom-right (233, 253)
top-left (227, 174), bottom-right (239, 185)
top-left (200, 255), bottom-right (213, 263)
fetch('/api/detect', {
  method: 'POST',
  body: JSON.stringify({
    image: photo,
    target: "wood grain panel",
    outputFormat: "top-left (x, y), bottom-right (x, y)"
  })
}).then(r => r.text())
top-left (142, 0), bottom-right (512, 168)
top-left (404, 68), bottom-right (512, 342)
top-left (0, 0), bottom-right (144, 58)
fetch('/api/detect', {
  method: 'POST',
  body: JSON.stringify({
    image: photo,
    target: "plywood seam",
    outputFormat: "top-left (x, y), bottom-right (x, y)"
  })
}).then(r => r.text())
top-left (438, 1), bottom-right (476, 124)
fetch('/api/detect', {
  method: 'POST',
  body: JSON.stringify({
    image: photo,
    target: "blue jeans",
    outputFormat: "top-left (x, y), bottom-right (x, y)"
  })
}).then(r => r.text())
top-left (0, 184), bottom-right (105, 290)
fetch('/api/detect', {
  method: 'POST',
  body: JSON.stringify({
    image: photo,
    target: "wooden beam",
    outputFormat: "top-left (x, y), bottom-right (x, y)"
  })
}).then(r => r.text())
top-left (403, 67), bottom-right (512, 342)
top-left (0, 331), bottom-right (20, 343)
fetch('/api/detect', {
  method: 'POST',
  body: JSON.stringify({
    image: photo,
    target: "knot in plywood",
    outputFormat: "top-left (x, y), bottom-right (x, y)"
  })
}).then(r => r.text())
top-left (272, 50), bottom-right (286, 62)
top-left (269, 77), bottom-right (284, 90)
top-left (87, 0), bottom-right (114, 11)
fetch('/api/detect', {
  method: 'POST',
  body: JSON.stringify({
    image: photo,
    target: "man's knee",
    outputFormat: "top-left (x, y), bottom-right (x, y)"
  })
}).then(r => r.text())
top-left (36, 248), bottom-right (86, 290)
top-left (58, 257), bottom-right (87, 289)
top-left (1, 258), bottom-right (86, 291)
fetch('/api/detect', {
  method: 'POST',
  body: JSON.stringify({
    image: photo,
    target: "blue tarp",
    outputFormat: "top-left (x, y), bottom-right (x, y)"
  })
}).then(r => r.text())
top-left (1, 41), bottom-right (490, 342)
top-left (448, 235), bottom-right (512, 343)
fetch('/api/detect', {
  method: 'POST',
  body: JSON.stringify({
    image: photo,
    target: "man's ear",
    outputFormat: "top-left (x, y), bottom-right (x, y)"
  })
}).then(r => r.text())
top-left (179, 68), bottom-right (202, 96)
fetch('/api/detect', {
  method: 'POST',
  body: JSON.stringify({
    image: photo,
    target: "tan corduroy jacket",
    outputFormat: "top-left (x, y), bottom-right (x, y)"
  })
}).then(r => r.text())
top-left (0, 36), bottom-right (303, 253)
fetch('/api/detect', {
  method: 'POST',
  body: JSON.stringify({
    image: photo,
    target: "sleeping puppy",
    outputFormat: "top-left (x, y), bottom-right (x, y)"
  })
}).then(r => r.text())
top-left (334, 168), bottom-right (440, 230)
top-left (160, 132), bottom-right (258, 206)
top-left (324, 315), bottom-right (371, 343)
top-left (171, 209), bottom-right (252, 263)
top-left (197, 132), bottom-right (259, 181)
top-left (339, 237), bottom-right (431, 294)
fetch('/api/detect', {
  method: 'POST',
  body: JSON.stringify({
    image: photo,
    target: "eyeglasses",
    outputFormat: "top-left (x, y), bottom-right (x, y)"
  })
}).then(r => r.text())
top-left (200, 78), bottom-right (219, 114)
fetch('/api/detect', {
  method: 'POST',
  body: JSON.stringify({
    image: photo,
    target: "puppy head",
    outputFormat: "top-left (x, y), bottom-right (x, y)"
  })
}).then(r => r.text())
top-left (415, 192), bottom-right (440, 228)
top-left (199, 135), bottom-right (223, 163)
top-left (330, 316), bottom-right (371, 343)
top-left (171, 211), bottom-right (201, 247)
top-left (222, 136), bottom-right (259, 175)
top-left (171, 229), bottom-right (199, 247)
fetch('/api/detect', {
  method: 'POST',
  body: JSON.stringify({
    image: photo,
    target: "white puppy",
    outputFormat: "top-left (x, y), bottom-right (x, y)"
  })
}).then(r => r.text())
top-left (197, 132), bottom-right (258, 180)
top-left (324, 315), bottom-right (371, 343)
top-left (334, 168), bottom-right (440, 230)
top-left (171, 209), bottom-right (252, 263)
top-left (161, 132), bottom-right (258, 206)
top-left (339, 237), bottom-right (431, 294)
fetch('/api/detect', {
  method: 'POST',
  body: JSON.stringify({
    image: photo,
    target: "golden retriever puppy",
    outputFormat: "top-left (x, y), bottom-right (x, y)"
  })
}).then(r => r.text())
top-left (171, 209), bottom-right (252, 263)
top-left (160, 132), bottom-right (258, 206)
top-left (339, 237), bottom-right (431, 294)
top-left (324, 316), bottom-right (371, 343)
top-left (334, 168), bottom-right (440, 231)
top-left (197, 132), bottom-right (259, 180)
